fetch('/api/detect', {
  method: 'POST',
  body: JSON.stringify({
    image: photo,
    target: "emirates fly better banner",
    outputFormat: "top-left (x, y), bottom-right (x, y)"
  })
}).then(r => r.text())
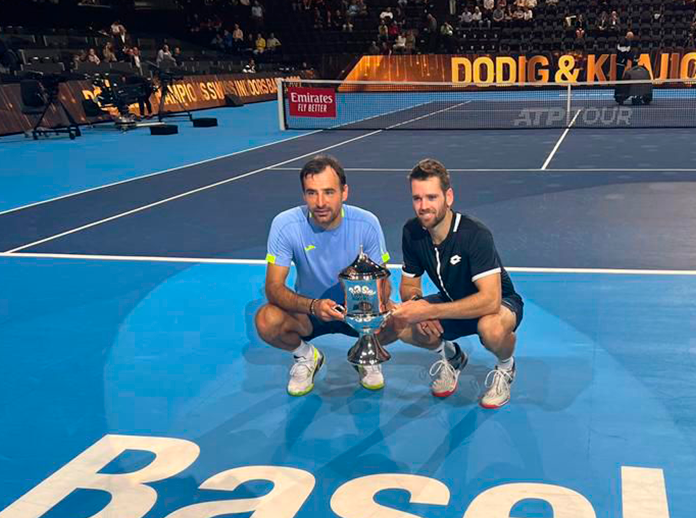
top-left (287, 86), bottom-right (337, 117)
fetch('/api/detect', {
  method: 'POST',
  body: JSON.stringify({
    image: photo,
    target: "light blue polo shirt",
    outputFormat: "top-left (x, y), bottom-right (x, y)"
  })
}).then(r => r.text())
top-left (265, 204), bottom-right (390, 303)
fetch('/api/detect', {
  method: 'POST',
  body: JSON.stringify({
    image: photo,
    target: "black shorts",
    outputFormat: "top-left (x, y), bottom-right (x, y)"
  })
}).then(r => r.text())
top-left (423, 292), bottom-right (524, 341)
top-left (301, 315), bottom-right (359, 342)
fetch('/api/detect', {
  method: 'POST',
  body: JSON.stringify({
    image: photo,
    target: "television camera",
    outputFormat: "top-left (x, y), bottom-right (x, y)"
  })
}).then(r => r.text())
top-left (20, 70), bottom-right (81, 140)
top-left (85, 72), bottom-right (156, 130)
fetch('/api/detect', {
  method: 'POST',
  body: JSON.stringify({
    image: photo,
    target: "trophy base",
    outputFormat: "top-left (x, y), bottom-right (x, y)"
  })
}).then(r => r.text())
top-left (346, 333), bottom-right (391, 366)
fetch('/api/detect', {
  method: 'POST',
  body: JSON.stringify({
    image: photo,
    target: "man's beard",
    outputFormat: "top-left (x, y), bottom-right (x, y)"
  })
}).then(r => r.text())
top-left (313, 207), bottom-right (339, 226)
top-left (418, 205), bottom-right (448, 229)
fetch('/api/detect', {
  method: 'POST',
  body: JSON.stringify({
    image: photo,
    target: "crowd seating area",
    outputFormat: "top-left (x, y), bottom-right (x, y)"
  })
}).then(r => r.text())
top-left (0, 24), bottom-right (305, 81)
top-left (1, 0), bottom-right (695, 83)
top-left (282, 0), bottom-right (696, 57)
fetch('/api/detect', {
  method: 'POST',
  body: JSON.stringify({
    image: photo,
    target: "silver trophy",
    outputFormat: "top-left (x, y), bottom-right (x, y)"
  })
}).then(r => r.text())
top-left (338, 247), bottom-right (392, 366)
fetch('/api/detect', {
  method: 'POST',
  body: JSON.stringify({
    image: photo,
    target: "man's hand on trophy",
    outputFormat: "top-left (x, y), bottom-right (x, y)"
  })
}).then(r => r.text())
top-left (314, 299), bottom-right (346, 321)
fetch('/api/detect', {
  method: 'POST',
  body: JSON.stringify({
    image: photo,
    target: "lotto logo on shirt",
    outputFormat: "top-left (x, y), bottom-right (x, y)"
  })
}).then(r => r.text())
top-left (288, 87), bottom-right (336, 118)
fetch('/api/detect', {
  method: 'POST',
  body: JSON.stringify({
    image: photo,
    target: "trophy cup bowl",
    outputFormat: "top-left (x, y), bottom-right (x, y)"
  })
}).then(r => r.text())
top-left (338, 248), bottom-right (392, 366)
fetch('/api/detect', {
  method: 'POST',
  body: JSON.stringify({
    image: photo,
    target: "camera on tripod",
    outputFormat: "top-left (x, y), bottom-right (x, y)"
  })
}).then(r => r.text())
top-left (85, 72), bottom-right (155, 130)
top-left (20, 70), bottom-right (81, 140)
top-left (146, 61), bottom-right (218, 132)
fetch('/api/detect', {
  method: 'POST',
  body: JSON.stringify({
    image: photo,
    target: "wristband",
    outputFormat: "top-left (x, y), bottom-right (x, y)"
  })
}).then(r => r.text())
top-left (309, 298), bottom-right (318, 316)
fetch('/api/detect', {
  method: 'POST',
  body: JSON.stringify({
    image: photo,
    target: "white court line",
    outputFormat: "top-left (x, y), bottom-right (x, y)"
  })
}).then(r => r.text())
top-left (386, 101), bottom-right (471, 129)
top-left (3, 252), bottom-right (696, 276)
top-left (0, 130), bottom-right (322, 218)
top-left (268, 167), bottom-right (696, 172)
top-left (4, 130), bottom-right (383, 254)
top-left (541, 109), bottom-right (582, 171)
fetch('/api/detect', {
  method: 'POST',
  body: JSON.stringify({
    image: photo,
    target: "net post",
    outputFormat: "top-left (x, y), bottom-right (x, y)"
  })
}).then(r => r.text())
top-left (276, 78), bottom-right (286, 131)
top-left (566, 83), bottom-right (572, 127)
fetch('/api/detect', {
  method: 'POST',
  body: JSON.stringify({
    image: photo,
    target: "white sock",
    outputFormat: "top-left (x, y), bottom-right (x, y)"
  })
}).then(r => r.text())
top-left (293, 340), bottom-right (314, 361)
top-left (497, 357), bottom-right (514, 371)
top-left (434, 340), bottom-right (456, 359)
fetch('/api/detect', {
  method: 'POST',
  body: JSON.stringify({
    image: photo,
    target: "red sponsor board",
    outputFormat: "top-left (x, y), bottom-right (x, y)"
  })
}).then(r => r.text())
top-left (288, 86), bottom-right (336, 117)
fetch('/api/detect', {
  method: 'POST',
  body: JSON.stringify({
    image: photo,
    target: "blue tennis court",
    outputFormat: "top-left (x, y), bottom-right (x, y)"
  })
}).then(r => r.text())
top-left (1, 99), bottom-right (695, 518)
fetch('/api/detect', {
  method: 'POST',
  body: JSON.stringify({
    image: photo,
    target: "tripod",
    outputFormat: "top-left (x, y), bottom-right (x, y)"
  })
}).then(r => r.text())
top-left (156, 73), bottom-right (193, 123)
top-left (27, 82), bottom-right (82, 140)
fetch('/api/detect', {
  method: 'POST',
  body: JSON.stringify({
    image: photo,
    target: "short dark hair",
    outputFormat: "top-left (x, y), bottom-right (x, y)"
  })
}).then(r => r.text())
top-left (408, 158), bottom-right (451, 192)
top-left (300, 154), bottom-right (346, 190)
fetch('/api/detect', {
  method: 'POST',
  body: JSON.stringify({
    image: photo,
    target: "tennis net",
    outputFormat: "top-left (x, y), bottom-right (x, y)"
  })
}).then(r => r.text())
top-left (277, 78), bottom-right (696, 130)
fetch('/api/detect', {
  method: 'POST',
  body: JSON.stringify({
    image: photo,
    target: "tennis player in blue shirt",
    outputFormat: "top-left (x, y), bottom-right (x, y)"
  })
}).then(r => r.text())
top-left (255, 155), bottom-right (396, 396)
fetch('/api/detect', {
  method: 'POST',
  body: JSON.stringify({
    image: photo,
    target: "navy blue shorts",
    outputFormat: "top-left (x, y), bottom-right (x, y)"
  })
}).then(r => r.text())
top-left (301, 315), bottom-right (359, 342)
top-left (423, 293), bottom-right (524, 341)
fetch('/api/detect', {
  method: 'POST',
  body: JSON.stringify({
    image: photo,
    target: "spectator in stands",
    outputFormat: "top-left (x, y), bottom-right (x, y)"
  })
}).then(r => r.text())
top-left (357, 0), bottom-right (368, 17)
top-left (504, 5), bottom-right (514, 25)
top-left (576, 14), bottom-right (587, 30)
top-left (381, 7), bottom-right (394, 22)
top-left (460, 7), bottom-right (474, 25)
top-left (368, 41), bottom-right (380, 54)
top-left (405, 29), bottom-right (416, 53)
top-left (425, 13), bottom-right (438, 52)
top-left (440, 21), bottom-right (455, 52)
top-left (211, 33), bottom-right (224, 51)
top-left (254, 33), bottom-right (266, 54)
top-left (393, 32), bottom-right (407, 53)
top-left (575, 25), bottom-right (585, 41)
top-left (313, 7), bottom-right (324, 29)
top-left (608, 11), bottom-right (620, 32)
top-left (347, 0), bottom-right (360, 20)
top-left (522, 7), bottom-right (533, 21)
top-left (377, 20), bottom-right (388, 42)
top-left (597, 11), bottom-right (609, 31)
top-left (472, 6), bottom-right (485, 26)
top-left (243, 34), bottom-right (256, 54)
top-left (333, 9), bottom-right (345, 29)
top-left (251, 1), bottom-right (264, 30)
top-left (492, 6), bottom-right (505, 25)
top-left (233, 24), bottom-right (244, 51)
top-left (266, 33), bottom-right (281, 52)
top-left (173, 47), bottom-right (183, 66)
top-left (128, 46), bottom-right (142, 73)
top-left (243, 58), bottom-right (256, 73)
top-left (110, 20), bottom-right (127, 47)
top-left (484, 0), bottom-right (495, 11)
top-left (220, 30), bottom-right (233, 52)
top-left (388, 20), bottom-right (400, 41)
top-left (545, 0), bottom-right (557, 6)
top-left (87, 48), bottom-right (101, 65)
top-left (103, 42), bottom-right (117, 63)
top-left (398, 0), bottom-right (407, 7)
top-left (71, 50), bottom-right (87, 71)
top-left (156, 44), bottom-right (175, 69)
top-left (617, 31), bottom-right (633, 78)
top-left (343, 15), bottom-right (354, 32)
